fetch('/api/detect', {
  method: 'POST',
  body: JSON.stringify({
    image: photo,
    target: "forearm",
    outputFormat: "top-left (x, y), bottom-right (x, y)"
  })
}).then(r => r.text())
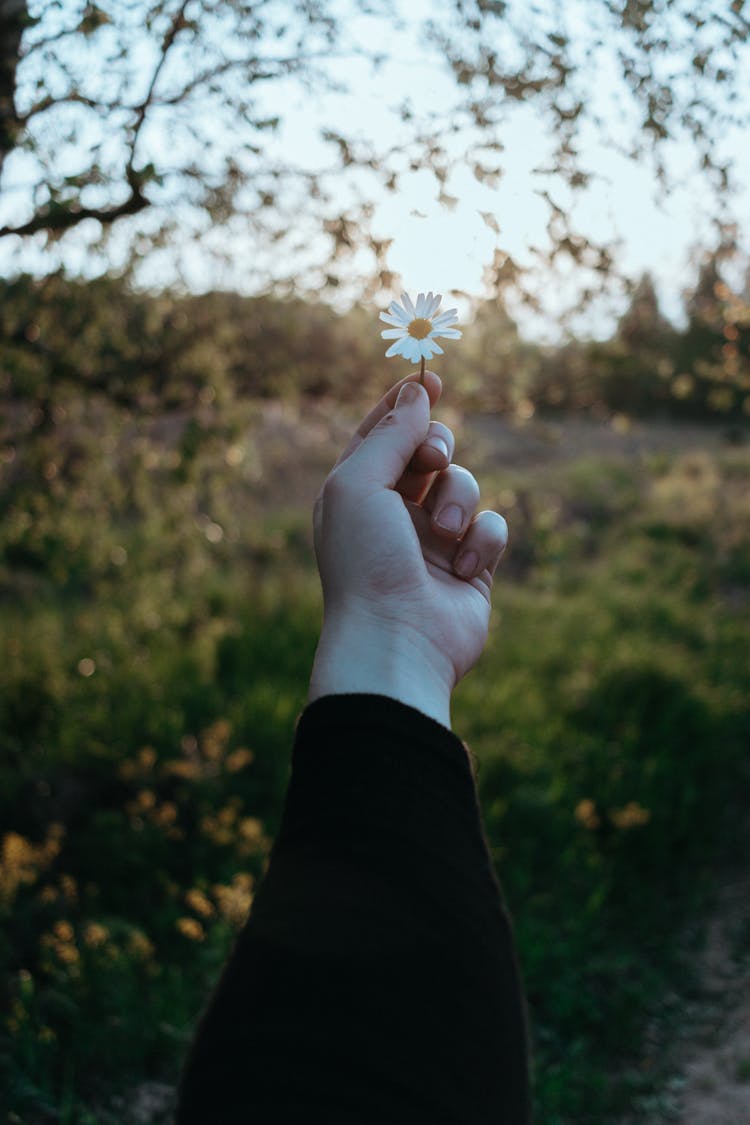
top-left (176, 695), bottom-right (531, 1125)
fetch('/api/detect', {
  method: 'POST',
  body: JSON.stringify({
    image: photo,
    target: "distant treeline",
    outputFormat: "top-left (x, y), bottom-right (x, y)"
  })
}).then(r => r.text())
top-left (1, 259), bottom-right (749, 423)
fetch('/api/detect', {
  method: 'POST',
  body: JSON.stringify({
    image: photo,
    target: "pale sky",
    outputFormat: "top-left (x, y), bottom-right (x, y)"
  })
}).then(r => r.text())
top-left (2, 0), bottom-right (749, 340)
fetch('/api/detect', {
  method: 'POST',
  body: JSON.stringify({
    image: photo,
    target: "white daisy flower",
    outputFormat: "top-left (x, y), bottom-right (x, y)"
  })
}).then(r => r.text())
top-left (379, 291), bottom-right (462, 364)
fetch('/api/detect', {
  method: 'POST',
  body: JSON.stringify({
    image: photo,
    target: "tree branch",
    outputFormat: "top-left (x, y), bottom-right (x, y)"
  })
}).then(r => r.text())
top-left (126, 0), bottom-right (191, 181)
top-left (18, 90), bottom-right (118, 127)
top-left (0, 0), bottom-right (29, 176)
top-left (0, 180), bottom-right (149, 239)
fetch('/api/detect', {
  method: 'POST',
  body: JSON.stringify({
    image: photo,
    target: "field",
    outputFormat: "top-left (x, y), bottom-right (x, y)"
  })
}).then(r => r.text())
top-left (2, 392), bottom-right (749, 1124)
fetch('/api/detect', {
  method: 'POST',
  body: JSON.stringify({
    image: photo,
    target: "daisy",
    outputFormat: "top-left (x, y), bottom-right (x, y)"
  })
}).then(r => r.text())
top-left (379, 292), bottom-right (462, 377)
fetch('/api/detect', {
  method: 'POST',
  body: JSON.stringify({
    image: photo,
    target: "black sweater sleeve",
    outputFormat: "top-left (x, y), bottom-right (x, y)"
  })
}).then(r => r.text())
top-left (175, 694), bottom-right (531, 1125)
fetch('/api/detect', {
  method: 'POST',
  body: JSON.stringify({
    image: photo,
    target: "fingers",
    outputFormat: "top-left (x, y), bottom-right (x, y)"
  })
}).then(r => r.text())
top-left (453, 510), bottom-right (509, 580)
top-left (421, 466), bottom-right (509, 579)
top-left (397, 420), bottom-right (456, 503)
top-left (334, 380), bottom-right (432, 491)
top-left (422, 464), bottom-right (481, 538)
top-left (332, 369), bottom-right (442, 472)
top-left (323, 367), bottom-right (508, 581)
top-left (408, 419), bottom-right (455, 472)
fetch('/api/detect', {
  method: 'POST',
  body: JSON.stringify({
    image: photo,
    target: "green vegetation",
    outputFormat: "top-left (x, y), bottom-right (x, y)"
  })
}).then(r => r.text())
top-left (1, 275), bottom-right (749, 1123)
top-left (2, 260), bottom-right (750, 425)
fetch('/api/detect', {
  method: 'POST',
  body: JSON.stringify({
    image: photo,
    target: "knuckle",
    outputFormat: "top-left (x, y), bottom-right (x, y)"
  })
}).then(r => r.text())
top-left (321, 464), bottom-right (355, 504)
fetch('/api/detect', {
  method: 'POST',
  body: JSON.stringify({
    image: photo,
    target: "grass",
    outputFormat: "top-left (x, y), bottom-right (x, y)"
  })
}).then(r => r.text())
top-left (1, 397), bottom-right (749, 1122)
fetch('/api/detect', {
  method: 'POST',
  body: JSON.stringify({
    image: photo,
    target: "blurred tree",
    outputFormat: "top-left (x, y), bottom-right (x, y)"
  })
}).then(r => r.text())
top-left (0, 272), bottom-right (387, 428)
top-left (456, 294), bottom-right (529, 411)
top-left (616, 274), bottom-right (672, 354)
top-left (674, 249), bottom-right (750, 416)
top-left (576, 274), bottom-right (677, 415)
top-left (0, 0), bottom-right (748, 306)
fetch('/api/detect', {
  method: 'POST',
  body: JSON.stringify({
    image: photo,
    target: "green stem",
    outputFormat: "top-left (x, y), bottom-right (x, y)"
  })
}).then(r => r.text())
top-left (419, 356), bottom-right (425, 385)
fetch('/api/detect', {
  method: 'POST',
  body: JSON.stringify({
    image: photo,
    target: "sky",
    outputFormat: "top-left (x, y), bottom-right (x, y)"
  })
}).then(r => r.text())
top-left (2, 0), bottom-right (749, 340)
top-left (292, 0), bottom-right (750, 335)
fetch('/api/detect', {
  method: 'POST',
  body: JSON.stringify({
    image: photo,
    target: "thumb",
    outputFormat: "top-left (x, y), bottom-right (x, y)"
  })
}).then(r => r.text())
top-left (342, 381), bottom-right (431, 490)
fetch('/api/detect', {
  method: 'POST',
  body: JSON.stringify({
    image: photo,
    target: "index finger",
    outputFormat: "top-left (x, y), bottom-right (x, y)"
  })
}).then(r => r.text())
top-left (332, 369), bottom-right (443, 471)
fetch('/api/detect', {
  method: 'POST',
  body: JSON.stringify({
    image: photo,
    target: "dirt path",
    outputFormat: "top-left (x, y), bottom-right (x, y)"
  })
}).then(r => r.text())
top-left (669, 878), bottom-right (750, 1125)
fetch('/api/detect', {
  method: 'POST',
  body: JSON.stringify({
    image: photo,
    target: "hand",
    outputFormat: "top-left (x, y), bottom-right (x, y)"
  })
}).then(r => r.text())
top-left (308, 370), bottom-right (508, 728)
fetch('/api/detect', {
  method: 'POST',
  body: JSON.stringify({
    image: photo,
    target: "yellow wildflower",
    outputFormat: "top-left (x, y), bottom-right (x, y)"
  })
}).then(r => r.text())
top-left (59, 874), bottom-right (78, 902)
top-left (574, 799), bottom-right (601, 831)
top-left (611, 801), bottom-right (652, 830)
top-left (119, 758), bottom-right (139, 780)
top-left (185, 888), bottom-right (215, 919)
top-left (176, 916), bottom-right (205, 942)
top-left (226, 748), bottom-right (254, 773)
top-left (83, 922), bottom-right (110, 949)
top-left (0, 823), bottom-right (65, 906)
top-left (162, 759), bottom-right (200, 781)
top-left (202, 719), bottom-right (232, 762)
top-left (212, 872), bottom-right (254, 927)
top-left (238, 817), bottom-right (270, 857)
top-left (53, 920), bottom-right (74, 943)
top-left (153, 801), bottom-right (178, 828)
top-left (238, 817), bottom-right (263, 844)
top-left (217, 800), bottom-right (241, 827)
top-left (138, 746), bottom-right (157, 771)
top-left (127, 929), bottom-right (155, 960)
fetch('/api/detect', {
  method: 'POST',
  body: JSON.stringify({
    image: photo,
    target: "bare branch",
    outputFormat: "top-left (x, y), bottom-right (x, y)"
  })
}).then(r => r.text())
top-left (0, 0), bottom-right (28, 175)
top-left (0, 179), bottom-right (149, 239)
top-left (126, 0), bottom-right (191, 180)
top-left (18, 90), bottom-right (118, 127)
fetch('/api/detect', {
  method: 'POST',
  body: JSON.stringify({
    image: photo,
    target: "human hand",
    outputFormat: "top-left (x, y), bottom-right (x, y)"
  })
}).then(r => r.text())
top-left (308, 370), bottom-right (508, 729)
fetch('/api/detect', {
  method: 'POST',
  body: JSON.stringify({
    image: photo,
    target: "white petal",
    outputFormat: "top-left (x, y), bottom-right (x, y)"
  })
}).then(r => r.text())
top-left (434, 328), bottom-right (462, 339)
top-left (388, 301), bottom-right (410, 324)
top-left (385, 338), bottom-right (410, 358)
top-left (431, 310), bottom-right (458, 328)
top-left (427, 292), bottom-right (442, 317)
top-left (415, 291), bottom-right (428, 317)
top-left (395, 335), bottom-right (413, 362)
top-left (380, 310), bottom-right (408, 328)
top-left (401, 292), bottom-right (417, 318)
top-left (381, 328), bottom-right (406, 339)
top-left (399, 337), bottom-right (417, 363)
top-left (422, 339), bottom-right (444, 358)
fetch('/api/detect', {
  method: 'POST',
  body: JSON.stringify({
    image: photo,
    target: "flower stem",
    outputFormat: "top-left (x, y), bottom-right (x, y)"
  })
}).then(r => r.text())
top-left (419, 356), bottom-right (425, 385)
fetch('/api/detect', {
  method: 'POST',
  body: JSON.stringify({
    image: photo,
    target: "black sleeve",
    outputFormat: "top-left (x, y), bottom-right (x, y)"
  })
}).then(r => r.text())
top-left (175, 694), bottom-right (531, 1125)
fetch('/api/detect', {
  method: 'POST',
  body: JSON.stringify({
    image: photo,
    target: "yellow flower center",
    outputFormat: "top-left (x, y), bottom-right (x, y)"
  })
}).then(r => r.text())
top-left (407, 317), bottom-right (432, 340)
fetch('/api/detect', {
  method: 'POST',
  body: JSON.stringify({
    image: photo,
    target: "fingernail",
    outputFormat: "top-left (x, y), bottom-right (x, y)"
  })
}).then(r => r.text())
top-left (435, 504), bottom-right (464, 533)
top-left (489, 544), bottom-right (506, 575)
top-left (397, 382), bottom-right (421, 406)
top-left (455, 550), bottom-right (479, 578)
top-left (426, 437), bottom-right (449, 460)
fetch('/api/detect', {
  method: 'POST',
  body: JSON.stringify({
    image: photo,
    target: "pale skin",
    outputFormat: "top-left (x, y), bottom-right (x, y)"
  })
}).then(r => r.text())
top-left (308, 369), bottom-right (508, 730)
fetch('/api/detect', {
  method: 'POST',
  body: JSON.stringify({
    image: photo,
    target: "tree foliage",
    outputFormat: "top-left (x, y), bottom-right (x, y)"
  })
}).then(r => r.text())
top-left (2, 249), bottom-right (749, 429)
top-left (0, 0), bottom-right (748, 306)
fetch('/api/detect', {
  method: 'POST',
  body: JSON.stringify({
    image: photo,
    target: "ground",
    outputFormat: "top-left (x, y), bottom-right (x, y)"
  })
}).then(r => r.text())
top-left (671, 877), bottom-right (750, 1125)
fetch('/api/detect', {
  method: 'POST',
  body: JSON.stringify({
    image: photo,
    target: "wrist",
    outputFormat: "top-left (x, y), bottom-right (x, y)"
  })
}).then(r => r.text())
top-left (307, 608), bottom-right (455, 730)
